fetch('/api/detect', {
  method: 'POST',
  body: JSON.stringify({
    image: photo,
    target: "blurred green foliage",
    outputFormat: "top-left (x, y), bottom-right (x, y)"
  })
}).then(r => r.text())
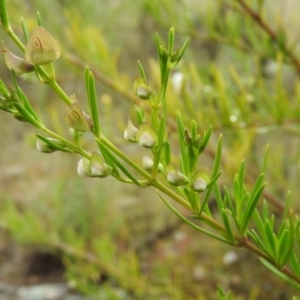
top-left (1, 0), bottom-right (300, 299)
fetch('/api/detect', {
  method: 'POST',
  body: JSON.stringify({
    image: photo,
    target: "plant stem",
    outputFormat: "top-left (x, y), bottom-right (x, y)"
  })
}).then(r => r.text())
top-left (236, 0), bottom-right (300, 73)
top-left (41, 126), bottom-right (91, 159)
top-left (47, 79), bottom-right (72, 106)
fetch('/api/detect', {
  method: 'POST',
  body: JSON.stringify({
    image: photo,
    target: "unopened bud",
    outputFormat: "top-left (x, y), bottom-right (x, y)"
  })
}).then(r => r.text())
top-left (13, 113), bottom-right (28, 122)
top-left (2, 42), bottom-right (34, 74)
top-left (65, 98), bottom-right (93, 132)
top-left (133, 77), bottom-right (153, 100)
top-left (190, 169), bottom-right (210, 192)
top-left (25, 27), bottom-right (61, 65)
top-left (77, 152), bottom-right (113, 178)
top-left (170, 48), bottom-right (180, 63)
top-left (166, 163), bottom-right (189, 186)
top-left (36, 137), bottom-right (65, 153)
top-left (136, 122), bottom-right (157, 148)
top-left (142, 156), bottom-right (153, 172)
top-left (90, 152), bottom-right (113, 178)
top-left (124, 117), bottom-right (138, 142)
top-left (77, 158), bottom-right (90, 177)
top-left (142, 155), bottom-right (164, 172)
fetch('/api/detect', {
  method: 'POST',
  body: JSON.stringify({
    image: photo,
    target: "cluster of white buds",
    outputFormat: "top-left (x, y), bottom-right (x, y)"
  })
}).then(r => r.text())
top-left (124, 119), bottom-right (157, 149)
top-left (165, 164), bottom-right (210, 193)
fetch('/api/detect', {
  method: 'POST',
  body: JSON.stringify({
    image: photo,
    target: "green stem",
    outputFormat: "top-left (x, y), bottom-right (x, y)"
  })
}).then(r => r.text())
top-left (97, 136), bottom-right (151, 179)
top-left (151, 68), bottom-right (170, 177)
top-left (41, 126), bottom-right (90, 159)
top-left (97, 135), bottom-right (192, 209)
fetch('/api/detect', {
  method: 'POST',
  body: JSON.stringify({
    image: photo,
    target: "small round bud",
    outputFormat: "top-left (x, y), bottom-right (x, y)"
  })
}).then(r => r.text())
top-left (136, 123), bottom-right (157, 148)
top-left (124, 117), bottom-right (138, 142)
top-left (77, 158), bottom-right (90, 177)
top-left (142, 155), bottom-right (153, 172)
top-left (190, 169), bottom-right (210, 192)
top-left (90, 152), bottom-right (113, 178)
top-left (166, 163), bottom-right (189, 186)
top-left (77, 152), bottom-right (113, 178)
top-left (133, 77), bottom-right (153, 100)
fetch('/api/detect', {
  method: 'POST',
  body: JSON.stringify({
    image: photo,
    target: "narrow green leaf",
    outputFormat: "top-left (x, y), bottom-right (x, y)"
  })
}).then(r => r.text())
top-left (158, 193), bottom-right (231, 244)
top-left (189, 192), bottom-right (200, 213)
top-left (203, 204), bottom-right (212, 217)
top-left (191, 119), bottom-right (197, 143)
top-left (199, 171), bottom-right (221, 215)
top-left (168, 27), bottom-right (175, 56)
top-left (241, 176), bottom-right (266, 234)
top-left (253, 209), bottom-right (265, 236)
top-left (36, 11), bottom-right (42, 27)
top-left (177, 111), bottom-right (187, 173)
top-left (278, 229), bottom-right (291, 267)
top-left (222, 209), bottom-right (236, 244)
top-left (260, 258), bottom-right (300, 291)
top-left (134, 105), bottom-right (144, 125)
top-left (16, 87), bottom-right (42, 123)
top-left (87, 71), bottom-right (100, 137)
top-left (137, 60), bottom-right (147, 82)
top-left (252, 209), bottom-right (276, 257)
top-left (157, 115), bottom-right (166, 145)
top-left (14, 103), bottom-right (42, 128)
top-left (248, 229), bottom-right (268, 251)
top-left (11, 71), bottom-right (22, 101)
top-left (35, 134), bottom-right (72, 153)
top-left (291, 253), bottom-right (300, 278)
top-left (163, 141), bottom-right (171, 166)
top-left (214, 184), bottom-right (224, 214)
top-left (84, 66), bottom-right (89, 93)
top-left (0, 79), bottom-right (10, 98)
top-left (21, 18), bottom-right (30, 41)
top-left (96, 139), bottom-right (140, 186)
top-left (264, 220), bottom-right (278, 260)
top-left (177, 37), bottom-right (190, 64)
top-left (97, 141), bottom-right (120, 177)
top-left (262, 199), bottom-right (270, 220)
top-left (279, 211), bottom-right (295, 267)
top-left (0, 0), bottom-right (10, 30)
top-left (198, 125), bottom-right (212, 153)
top-left (212, 135), bottom-right (222, 178)
top-left (233, 176), bottom-right (243, 225)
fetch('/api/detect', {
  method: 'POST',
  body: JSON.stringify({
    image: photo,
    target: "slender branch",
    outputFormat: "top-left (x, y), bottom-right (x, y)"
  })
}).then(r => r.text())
top-left (235, 0), bottom-right (300, 73)
top-left (282, 265), bottom-right (300, 286)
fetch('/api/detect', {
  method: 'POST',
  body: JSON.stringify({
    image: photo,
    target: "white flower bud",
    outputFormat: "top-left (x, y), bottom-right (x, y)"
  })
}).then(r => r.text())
top-left (124, 117), bottom-right (138, 142)
top-left (166, 163), bottom-right (189, 186)
top-left (136, 123), bottom-right (157, 148)
top-left (77, 158), bottom-right (90, 177)
top-left (191, 169), bottom-right (210, 192)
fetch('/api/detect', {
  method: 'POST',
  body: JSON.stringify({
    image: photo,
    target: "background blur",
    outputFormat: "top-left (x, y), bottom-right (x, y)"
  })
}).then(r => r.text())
top-left (1, 0), bottom-right (300, 299)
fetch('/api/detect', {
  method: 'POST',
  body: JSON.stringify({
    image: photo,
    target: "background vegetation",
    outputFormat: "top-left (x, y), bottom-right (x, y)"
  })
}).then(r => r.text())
top-left (1, 0), bottom-right (300, 299)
